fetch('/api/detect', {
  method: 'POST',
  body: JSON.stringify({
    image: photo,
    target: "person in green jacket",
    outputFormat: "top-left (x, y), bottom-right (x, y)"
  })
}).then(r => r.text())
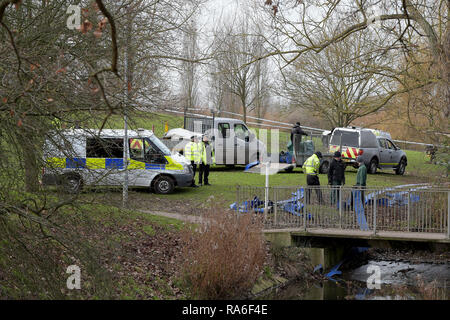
top-left (355, 156), bottom-right (367, 187)
top-left (353, 156), bottom-right (367, 208)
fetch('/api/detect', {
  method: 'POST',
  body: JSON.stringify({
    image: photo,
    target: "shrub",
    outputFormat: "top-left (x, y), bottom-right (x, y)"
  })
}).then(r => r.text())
top-left (182, 208), bottom-right (266, 299)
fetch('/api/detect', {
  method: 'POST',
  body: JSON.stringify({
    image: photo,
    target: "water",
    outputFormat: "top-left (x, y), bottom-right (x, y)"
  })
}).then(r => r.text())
top-left (264, 260), bottom-right (450, 300)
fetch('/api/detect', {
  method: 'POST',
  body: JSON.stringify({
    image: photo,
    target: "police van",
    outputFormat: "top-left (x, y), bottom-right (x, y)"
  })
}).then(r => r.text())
top-left (42, 129), bottom-right (193, 194)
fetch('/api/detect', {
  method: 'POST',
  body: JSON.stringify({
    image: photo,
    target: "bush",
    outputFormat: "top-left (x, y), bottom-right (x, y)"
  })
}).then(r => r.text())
top-left (182, 208), bottom-right (266, 299)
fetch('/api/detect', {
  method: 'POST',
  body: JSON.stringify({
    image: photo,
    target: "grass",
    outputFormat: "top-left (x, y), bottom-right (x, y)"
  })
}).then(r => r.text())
top-left (85, 160), bottom-right (443, 212)
top-left (62, 110), bottom-right (449, 209)
top-left (81, 202), bottom-right (185, 231)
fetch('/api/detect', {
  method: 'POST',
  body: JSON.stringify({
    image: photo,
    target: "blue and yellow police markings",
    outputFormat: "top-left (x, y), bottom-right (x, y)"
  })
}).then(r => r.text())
top-left (45, 157), bottom-right (185, 171)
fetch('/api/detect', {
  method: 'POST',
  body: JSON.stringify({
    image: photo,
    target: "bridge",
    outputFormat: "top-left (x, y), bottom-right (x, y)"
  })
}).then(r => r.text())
top-left (233, 184), bottom-right (450, 268)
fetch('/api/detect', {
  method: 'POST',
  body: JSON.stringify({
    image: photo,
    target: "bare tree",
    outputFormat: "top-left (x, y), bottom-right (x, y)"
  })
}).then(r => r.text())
top-left (259, 0), bottom-right (448, 141)
top-left (212, 15), bottom-right (272, 123)
top-left (180, 17), bottom-right (199, 117)
top-left (253, 33), bottom-right (272, 121)
top-left (0, 0), bottom-right (204, 298)
top-left (283, 25), bottom-right (395, 127)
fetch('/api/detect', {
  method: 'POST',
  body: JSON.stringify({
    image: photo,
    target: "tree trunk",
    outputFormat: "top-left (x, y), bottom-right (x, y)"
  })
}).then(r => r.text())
top-left (19, 126), bottom-right (40, 193)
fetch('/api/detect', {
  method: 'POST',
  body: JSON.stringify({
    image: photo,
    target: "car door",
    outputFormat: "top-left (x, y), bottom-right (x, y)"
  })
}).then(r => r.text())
top-left (128, 137), bottom-right (167, 186)
top-left (386, 139), bottom-right (401, 167)
top-left (215, 122), bottom-right (231, 165)
top-left (234, 123), bottom-right (250, 164)
top-left (377, 138), bottom-right (391, 168)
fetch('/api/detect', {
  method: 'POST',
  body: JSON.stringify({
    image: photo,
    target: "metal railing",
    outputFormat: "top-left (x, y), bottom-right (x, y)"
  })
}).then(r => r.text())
top-left (234, 185), bottom-right (450, 236)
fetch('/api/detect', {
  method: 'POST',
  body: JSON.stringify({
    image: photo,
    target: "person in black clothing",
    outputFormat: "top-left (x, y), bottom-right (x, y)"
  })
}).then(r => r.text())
top-left (328, 151), bottom-right (346, 205)
top-left (290, 122), bottom-right (308, 143)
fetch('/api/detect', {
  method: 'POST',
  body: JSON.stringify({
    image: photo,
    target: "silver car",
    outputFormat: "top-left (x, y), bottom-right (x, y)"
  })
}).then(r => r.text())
top-left (329, 127), bottom-right (407, 175)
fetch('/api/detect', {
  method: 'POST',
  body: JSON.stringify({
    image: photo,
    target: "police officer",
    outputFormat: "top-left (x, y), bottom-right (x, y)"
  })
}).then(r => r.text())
top-left (328, 151), bottom-right (346, 205)
top-left (198, 136), bottom-right (215, 186)
top-left (290, 122), bottom-right (308, 143)
top-left (184, 136), bottom-right (200, 187)
top-left (302, 151), bottom-right (323, 204)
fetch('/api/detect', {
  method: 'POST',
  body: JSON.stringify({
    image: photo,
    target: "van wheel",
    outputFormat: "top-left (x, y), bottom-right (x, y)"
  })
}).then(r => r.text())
top-left (395, 159), bottom-right (406, 175)
top-left (153, 176), bottom-right (175, 194)
top-left (61, 174), bottom-right (82, 194)
top-left (369, 158), bottom-right (378, 174)
top-left (319, 161), bottom-right (330, 174)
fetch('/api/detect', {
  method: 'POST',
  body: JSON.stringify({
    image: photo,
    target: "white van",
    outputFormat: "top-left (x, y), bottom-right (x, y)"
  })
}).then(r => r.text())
top-left (42, 129), bottom-right (193, 194)
top-left (164, 116), bottom-right (267, 165)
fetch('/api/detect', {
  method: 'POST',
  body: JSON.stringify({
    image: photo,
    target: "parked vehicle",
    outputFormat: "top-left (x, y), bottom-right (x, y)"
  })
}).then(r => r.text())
top-left (328, 127), bottom-right (407, 174)
top-left (291, 134), bottom-right (333, 174)
top-left (42, 129), bottom-right (193, 194)
top-left (163, 116), bottom-right (267, 165)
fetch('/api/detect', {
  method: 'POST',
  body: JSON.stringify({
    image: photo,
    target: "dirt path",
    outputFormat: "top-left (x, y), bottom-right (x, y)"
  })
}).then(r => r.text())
top-left (139, 210), bottom-right (204, 224)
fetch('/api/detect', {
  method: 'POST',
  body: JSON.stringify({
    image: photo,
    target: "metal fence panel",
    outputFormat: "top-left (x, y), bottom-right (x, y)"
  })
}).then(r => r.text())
top-left (234, 185), bottom-right (449, 235)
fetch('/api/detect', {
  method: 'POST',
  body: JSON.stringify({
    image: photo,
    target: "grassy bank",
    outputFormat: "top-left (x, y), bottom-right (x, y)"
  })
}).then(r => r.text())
top-left (0, 198), bottom-right (189, 299)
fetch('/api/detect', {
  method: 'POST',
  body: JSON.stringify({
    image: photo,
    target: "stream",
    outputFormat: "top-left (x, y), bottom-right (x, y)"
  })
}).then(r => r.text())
top-left (264, 260), bottom-right (450, 300)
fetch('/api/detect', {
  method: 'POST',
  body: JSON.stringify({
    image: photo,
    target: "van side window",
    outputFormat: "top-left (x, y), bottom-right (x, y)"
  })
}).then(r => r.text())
top-left (129, 138), bottom-right (145, 160)
top-left (234, 124), bottom-right (249, 140)
top-left (386, 140), bottom-right (396, 150)
top-left (218, 123), bottom-right (230, 138)
top-left (86, 138), bottom-right (123, 158)
top-left (378, 139), bottom-right (386, 149)
top-left (129, 138), bottom-right (166, 164)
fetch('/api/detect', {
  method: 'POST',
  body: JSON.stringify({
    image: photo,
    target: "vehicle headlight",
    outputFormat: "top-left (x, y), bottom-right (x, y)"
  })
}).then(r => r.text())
top-left (182, 164), bottom-right (192, 174)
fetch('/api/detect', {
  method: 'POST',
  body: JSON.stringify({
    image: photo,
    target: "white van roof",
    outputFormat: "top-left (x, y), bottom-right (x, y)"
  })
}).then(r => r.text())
top-left (56, 128), bottom-right (154, 138)
top-left (214, 117), bottom-right (244, 123)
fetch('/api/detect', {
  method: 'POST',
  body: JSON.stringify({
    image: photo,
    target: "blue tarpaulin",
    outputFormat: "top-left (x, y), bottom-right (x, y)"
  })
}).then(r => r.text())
top-left (230, 196), bottom-right (267, 213)
top-left (230, 189), bottom-right (313, 218)
top-left (279, 151), bottom-right (293, 164)
top-left (353, 190), bottom-right (369, 231)
top-left (364, 184), bottom-right (428, 207)
top-left (244, 161), bottom-right (260, 171)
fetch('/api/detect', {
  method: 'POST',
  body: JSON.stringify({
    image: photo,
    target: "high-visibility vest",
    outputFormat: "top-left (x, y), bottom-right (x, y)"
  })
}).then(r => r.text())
top-left (200, 142), bottom-right (215, 165)
top-left (184, 141), bottom-right (201, 163)
top-left (302, 154), bottom-right (320, 175)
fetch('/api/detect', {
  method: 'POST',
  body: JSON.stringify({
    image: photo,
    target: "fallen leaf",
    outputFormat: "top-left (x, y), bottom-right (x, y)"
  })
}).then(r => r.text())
top-left (80, 20), bottom-right (93, 34)
top-left (17, 119), bottom-right (22, 127)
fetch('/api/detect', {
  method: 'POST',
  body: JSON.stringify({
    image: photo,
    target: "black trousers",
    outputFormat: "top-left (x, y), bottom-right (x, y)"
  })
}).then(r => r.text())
top-left (190, 161), bottom-right (197, 185)
top-left (330, 180), bottom-right (344, 205)
top-left (306, 174), bottom-right (323, 204)
top-left (199, 164), bottom-right (210, 184)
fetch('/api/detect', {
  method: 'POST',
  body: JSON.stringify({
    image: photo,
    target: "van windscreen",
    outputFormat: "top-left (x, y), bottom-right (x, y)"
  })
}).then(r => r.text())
top-left (149, 135), bottom-right (171, 156)
top-left (330, 130), bottom-right (359, 147)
